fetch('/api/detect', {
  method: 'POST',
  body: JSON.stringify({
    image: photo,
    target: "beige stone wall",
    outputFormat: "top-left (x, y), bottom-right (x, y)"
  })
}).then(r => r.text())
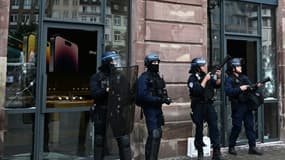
top-left (0, 0), bottom-right (9, 157)
top-left (277, 0), bottom-right (285, 140)
top-left (132, 0), bottom-right (207, 158)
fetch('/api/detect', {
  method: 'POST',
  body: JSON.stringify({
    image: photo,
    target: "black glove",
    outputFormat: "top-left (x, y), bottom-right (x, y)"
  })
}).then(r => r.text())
top-left (161, 97), bottom-right (172, 105)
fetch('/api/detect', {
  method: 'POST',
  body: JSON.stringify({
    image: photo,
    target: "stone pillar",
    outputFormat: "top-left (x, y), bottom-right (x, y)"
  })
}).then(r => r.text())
top-left (277, 0), bottom-right (285, 140)
top-left (0, 0), bottom-right (9, 157)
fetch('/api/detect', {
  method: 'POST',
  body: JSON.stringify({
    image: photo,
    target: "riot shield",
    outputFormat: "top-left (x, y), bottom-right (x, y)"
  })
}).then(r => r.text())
top-left (107, 65), bottom-right (138, 137)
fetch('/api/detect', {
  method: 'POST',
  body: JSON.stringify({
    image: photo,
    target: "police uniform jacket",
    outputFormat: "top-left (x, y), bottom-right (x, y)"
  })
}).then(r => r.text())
top-left (136, 71), bottom-right (165, 130)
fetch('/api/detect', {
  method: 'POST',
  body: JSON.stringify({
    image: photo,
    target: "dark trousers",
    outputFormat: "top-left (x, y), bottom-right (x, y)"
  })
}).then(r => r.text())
top-left (229, 103), bottom-right (256, 147)
top-left (191, 102), bottom-right (220, 150)
top-left (93, 107), bottom-right (132, 160)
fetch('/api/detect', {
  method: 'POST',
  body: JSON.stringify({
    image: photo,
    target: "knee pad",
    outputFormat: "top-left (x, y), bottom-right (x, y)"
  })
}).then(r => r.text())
top-left (117, 135), bottom-right (130, 147)
top-left (95, 135), bottom-right (104, 146)
top-left (151, 128), bottom-right (162, 139)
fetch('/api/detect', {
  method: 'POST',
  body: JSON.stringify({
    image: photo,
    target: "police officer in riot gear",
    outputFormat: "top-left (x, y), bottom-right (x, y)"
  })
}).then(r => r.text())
top-left (89, 51), bottom-right (132, 160)
top-left (224, 58), bottom-right (263, 156)
top-left (136, 53), bottom-right (172, 160)
top-left (187, 57), bottom-right (223, 160)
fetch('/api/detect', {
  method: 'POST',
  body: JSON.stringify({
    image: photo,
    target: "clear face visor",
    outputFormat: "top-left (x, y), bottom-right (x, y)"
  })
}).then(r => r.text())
top-left (110, 56), bottom-right (121, 67)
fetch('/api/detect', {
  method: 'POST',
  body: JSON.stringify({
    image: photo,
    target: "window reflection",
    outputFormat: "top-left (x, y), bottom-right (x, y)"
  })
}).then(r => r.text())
top-left (6, 0), bottom-right (39, 108)
top-left (224, 1), bottom-right (258, 34)
top-left (105, 0), bottom-right (129, 65)
top-left (45, 0), bottom-right (102, 23)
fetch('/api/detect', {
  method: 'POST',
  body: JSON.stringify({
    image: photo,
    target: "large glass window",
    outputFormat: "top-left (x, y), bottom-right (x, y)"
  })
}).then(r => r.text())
top-left (6, 1), bottom-right (38, 109)
top-left (45, 27), bottom-right (97, 109)
top-left (45, 0), bottom-right (102, 24)
top-left (224, 1), bottom-right (258, 35)
top-left (261, 5), bottom-right (278, 140)
top-left (105, 0), bottom-right (129, 66)
top-left (43, 112), bottom-right (93, 158)
top-left (4, 1), bottom-right (39, 159)
top-left (261, 6), bottom-right (276, 98)
top-left (4, 114), bottom-right (34, 159)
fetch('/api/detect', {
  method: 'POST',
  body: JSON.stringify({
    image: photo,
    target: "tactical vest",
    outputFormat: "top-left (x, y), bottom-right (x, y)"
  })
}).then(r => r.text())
top-left (145, 72), bottom-right (166, 97)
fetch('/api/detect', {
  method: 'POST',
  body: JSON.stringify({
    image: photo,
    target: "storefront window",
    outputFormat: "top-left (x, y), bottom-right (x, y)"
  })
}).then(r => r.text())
top-left (6, 0), bottom-right (38, 108)
top-left (43, 112), bottom-right (93, 157)
top-left (224, 1), bottom-right (258, 35)
top-left (4, 0), bottom-right (39, 158)
top-left (261, 5), bottom-right (278, 140)
top-left (261, 6), bottom-right (276, 98)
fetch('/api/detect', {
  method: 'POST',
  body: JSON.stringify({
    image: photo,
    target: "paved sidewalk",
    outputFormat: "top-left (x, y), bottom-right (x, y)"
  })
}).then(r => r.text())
top-left (162, 141), bottom-right (285, 160)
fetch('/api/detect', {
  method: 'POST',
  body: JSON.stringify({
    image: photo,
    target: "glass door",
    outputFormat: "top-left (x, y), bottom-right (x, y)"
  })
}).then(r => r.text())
top-left (224, 37), bottom-right (262, 146)
top-left (36, 22), bottom-right (103, 160)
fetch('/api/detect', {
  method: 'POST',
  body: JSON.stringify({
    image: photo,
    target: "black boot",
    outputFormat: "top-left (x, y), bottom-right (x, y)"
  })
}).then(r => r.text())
top-left (94, 135), bottom-right (104, 160)
top-left (228, 146), bottom-right (237, 155)
top-left (212, 148), bottom-right (223, 160)
top-left (248, 147), bottom-right (263, 155)
top-left (117, 135), bottom-right (132, 160)
top-left (197, 149), bottom-right (203, 160)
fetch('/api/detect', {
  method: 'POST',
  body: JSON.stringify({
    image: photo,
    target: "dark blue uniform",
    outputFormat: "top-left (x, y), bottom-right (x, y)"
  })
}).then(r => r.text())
top-left (224, 74), bottom-right (256, 148)
top-left (187, 73), bottom-right (221, 151)
top-left (136, 71), bottom-right (165, 132)
top-left (136, 71), bottom-right (165, 160)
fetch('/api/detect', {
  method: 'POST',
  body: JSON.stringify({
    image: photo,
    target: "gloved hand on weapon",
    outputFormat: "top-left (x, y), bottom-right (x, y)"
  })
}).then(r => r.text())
top-left (161, 96), bottom-right (172, 105)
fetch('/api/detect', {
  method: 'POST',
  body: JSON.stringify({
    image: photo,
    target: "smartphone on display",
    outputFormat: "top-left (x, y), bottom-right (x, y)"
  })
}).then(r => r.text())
top-left (50, 36), bottom-right (78, 72)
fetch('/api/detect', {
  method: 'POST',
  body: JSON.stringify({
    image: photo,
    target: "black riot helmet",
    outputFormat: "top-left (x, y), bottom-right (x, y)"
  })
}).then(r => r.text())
top-left (226, 58), bottom-right (242, 74)
top-left (100, 51), bottom-right (121, 73)
top-left (144, 53), bottom-right (160, 72)
top-left (189, 57), bottom-right (206, 73)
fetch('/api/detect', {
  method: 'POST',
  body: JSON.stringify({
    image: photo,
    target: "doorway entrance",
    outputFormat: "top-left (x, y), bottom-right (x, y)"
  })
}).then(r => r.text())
top-left (224, 38), bottom-right (262, 146)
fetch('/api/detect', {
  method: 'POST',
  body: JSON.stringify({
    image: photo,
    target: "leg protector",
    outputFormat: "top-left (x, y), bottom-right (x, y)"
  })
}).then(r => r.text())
top-left (197, 149), bottom-right (204, 160)
top-left (94, 135), bottom-right (104, 160)
top-left (116, 135), bottom-right (132, 160)
top-left (145, 128), bottom-right (162, 160)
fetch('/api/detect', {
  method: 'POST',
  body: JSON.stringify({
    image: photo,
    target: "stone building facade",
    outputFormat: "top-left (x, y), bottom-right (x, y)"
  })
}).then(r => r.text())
top-left (132, 0), bottom-right (207, 158)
